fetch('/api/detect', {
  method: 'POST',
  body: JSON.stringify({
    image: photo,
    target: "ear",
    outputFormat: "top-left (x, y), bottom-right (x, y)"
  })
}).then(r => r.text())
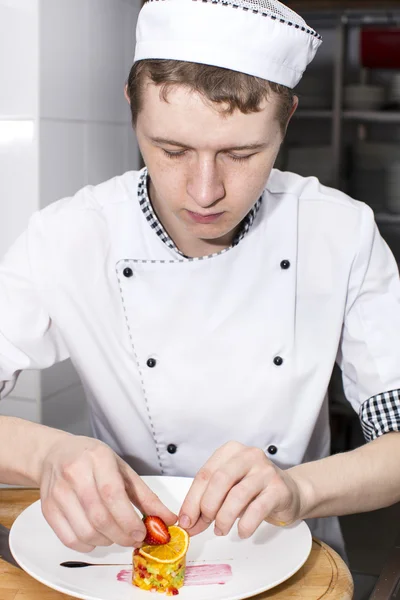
top-left (288, 95), bottom-right (299, 122)
top-left (282, 95), bottom-right (298, 137)
top-left (124, 84), bottom-right (131, 105)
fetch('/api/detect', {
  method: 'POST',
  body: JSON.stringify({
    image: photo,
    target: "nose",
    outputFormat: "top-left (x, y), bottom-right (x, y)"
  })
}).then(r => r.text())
top-left (186, 157), bottom-right (225, 209)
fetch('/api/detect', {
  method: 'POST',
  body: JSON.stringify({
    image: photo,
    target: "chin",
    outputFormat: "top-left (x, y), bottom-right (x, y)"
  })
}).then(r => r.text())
top-left (191, 225), bottom-right (235, 240)
top-left (185, 217), bottom-right (235, 233)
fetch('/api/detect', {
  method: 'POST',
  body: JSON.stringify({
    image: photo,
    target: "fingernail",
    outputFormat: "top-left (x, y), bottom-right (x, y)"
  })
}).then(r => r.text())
top-left (214, 527), bottom-right (223, 536)
top-left (179, 515), bottom-right (191, 529)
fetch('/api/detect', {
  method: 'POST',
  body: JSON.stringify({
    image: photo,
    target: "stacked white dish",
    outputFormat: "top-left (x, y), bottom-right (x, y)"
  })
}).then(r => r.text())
top-left (351, 142), bottom-right (400, 213)
top-left (286, 145), bottom-right (334, 187)
top-left (344, 84), bottom-right (385, 111)
top-left (388, 74), bottom-right (400, 106)
top-left (386, 163), bottom-right (400, 214)
top-left (296, 75), bottom-right (332, 110)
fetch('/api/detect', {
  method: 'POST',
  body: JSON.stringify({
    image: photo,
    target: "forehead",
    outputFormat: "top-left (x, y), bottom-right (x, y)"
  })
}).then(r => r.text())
top-left (137, 80), bottom-right (281, 147)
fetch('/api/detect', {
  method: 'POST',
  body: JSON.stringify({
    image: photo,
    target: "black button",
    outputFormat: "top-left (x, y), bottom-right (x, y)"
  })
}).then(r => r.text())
top-left (147, 358), bottom-right (157, 368)
top-left (280, 260), bottom-right (290, 270)
top-left (273, 356), bottom-right (283, 366)
top-left (267, 445), bottom-right (278, 455)
top-left (167, 444), bottom-right (177, 454)
top-left (123, 267), bottom-right (133, 278)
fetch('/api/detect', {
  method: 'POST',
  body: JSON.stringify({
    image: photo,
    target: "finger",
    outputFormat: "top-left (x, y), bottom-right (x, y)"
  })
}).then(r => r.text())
top-left (179, 443), bottom-right (244, 530)
top-left (181, 446), bottom-right (258, 532)
top-left (52, 484), bottom-right (114, 548)
top-left (119, 459), bottom-right (177, 526)
top-left (185, 514), bottom-right (215, 537)
top-left (199, 455), bottom-right (260, 525)
top-left (186, 505), bottom-right (247, 538)
top-left (62, 449), bottom-right (145, 547)
top-left (183, 504), bottom-right (247, 537)
top-left (41, 468), bottom-right (99, 552)
top-left (41, 497), bottom-right (96, 553)
top-left (91, 454), bottom-right (151, 545)
top-left (214, 474), bottom-right (264, 536)
top-left (238, 487), bottom-right (287, 539)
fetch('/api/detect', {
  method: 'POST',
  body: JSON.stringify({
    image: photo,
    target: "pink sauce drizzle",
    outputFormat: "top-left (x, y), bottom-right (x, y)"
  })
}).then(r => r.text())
top-left (117, 563), bottom-right (233, 586)
top-left (185, 564), bottom-right (233, 586)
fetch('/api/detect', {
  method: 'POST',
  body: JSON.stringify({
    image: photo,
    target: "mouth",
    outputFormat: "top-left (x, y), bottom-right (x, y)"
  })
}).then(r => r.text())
top-left (186, 210), bottom-right (224, 224)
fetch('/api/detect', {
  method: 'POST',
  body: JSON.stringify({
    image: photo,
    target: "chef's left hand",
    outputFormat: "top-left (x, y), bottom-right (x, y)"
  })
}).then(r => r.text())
top-left (178, 441), bottom-right (308, 538)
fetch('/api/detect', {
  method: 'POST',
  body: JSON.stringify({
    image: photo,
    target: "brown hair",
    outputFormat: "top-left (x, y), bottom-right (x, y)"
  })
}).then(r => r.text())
top-left (126, 59), bottom-right (294, 135)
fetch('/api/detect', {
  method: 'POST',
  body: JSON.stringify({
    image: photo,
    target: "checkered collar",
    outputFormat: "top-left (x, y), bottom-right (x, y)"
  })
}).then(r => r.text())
top-left (137, 168), bottom-right (262, 259)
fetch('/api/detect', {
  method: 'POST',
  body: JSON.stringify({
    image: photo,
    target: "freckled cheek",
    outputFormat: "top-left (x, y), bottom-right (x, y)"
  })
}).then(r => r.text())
top-left (150, 164), bottom-right (188, 209)
top-left (250, 161), bottom-right (275, 194)
top-left (227, 171), bottom-right (268, 208)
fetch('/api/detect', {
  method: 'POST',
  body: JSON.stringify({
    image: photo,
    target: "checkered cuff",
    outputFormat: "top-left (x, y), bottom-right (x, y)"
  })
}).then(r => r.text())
top-left (360, 390), bottom-right (400, 442)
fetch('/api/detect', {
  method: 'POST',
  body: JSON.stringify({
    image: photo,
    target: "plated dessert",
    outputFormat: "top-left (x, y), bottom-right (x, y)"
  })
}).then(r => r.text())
top-left (133, 516), bottom-right (190, 596)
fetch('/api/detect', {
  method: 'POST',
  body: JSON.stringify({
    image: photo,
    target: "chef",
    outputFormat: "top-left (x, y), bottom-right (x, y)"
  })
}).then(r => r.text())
top-left (1, 0), bottom-right (400, 561)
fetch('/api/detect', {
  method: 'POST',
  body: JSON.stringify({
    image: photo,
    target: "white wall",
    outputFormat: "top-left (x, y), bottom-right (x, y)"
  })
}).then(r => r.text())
top-left (0, 0), bottom-right (141, 432)
top-left (0, 0), bottom-right (41, 423)
top-left (39, 0), bottom-right (140, 209)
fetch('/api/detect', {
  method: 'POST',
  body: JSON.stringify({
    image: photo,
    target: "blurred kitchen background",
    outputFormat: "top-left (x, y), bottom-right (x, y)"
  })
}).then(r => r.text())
top-left (1, 1), bottom-right (400, 597)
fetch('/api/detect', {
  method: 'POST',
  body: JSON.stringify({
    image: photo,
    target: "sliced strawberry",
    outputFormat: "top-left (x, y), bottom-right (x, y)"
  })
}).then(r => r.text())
top-left (143, 515), bottom-right (171, 546)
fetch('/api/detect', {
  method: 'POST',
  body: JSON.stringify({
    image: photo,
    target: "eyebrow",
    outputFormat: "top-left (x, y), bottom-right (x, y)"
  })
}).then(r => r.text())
top-left (148, 136), bottom-right (268, 152)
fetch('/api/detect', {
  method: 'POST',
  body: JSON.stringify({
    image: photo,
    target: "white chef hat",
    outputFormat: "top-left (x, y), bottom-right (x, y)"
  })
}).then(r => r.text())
top-left (134, 0), bottom-right (322, 89)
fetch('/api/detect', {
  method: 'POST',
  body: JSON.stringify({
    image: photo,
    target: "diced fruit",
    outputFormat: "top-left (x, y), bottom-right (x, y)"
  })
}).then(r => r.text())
top-left (168, 588), bottom-right (179, 596)
top-left (133, 526), bottom-right (189, 595)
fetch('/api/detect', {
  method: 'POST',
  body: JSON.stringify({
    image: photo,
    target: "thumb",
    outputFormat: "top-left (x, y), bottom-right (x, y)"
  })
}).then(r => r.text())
top-left (118, 460), bottom-right (177, 526)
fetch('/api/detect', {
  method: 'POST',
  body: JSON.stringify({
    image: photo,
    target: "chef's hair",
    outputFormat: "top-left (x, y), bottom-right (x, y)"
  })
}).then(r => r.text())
top-left (126, 59), bottom-right (295, 135)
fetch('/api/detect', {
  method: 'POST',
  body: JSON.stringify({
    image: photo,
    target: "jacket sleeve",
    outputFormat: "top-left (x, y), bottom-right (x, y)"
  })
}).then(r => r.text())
top-left (0, 213), bottom-right (69, 399)
top-left (337, 203), bottom-right (400, 440)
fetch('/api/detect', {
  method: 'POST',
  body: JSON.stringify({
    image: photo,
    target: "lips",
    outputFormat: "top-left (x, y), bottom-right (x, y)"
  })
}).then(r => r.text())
top-left (186, 210), bottom-right (224, 224)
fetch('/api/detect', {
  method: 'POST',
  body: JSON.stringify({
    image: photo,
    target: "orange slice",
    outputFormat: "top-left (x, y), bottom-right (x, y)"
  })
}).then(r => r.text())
top-left (139, 525), bottom-right (189, 564)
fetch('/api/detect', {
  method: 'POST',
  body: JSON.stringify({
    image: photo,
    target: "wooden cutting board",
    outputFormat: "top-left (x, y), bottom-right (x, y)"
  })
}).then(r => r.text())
top-left (0, 489), bottom-right (354, 600)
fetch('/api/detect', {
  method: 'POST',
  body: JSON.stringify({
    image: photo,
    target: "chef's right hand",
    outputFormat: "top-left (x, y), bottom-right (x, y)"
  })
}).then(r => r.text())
top-left (39, 435), bottom-right (177, 552)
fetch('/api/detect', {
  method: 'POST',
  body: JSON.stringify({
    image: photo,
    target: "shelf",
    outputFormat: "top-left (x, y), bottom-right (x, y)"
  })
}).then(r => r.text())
top-left (343, 111), bottom-right (400, 124)
top-left (288, 2), bottom-right (400, 8)
top-left (375, 213), bottom-right (400, 224)
top-left (294, 110), bottom-right (400, 123)
top-left (295, 110), bottom-right (332, 119)
top-left (289, 7), bottom-right (400, 190)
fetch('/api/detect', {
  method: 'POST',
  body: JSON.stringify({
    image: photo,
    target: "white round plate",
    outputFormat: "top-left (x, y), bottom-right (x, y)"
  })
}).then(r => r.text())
top-left (10, 476), bottom-right (312, 600)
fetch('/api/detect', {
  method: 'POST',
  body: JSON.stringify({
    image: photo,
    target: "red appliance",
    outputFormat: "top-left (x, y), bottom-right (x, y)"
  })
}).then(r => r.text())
top-left (361, 28), bottom-right (400, 69)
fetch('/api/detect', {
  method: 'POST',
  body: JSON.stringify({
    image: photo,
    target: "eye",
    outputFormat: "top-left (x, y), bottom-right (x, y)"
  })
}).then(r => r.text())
top-left (228, 154), bottom-right (254, 163)
top-left (162, 149), bottom-right (186, 159)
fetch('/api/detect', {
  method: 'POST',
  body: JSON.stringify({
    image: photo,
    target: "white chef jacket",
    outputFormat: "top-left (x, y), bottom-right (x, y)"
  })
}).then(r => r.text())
top-left (1, 167), bottom-right (400, 557)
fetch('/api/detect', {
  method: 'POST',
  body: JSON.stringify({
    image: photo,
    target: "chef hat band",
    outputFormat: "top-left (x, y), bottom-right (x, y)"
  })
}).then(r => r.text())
top-left (134, 0), bottom-right (322, 89)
